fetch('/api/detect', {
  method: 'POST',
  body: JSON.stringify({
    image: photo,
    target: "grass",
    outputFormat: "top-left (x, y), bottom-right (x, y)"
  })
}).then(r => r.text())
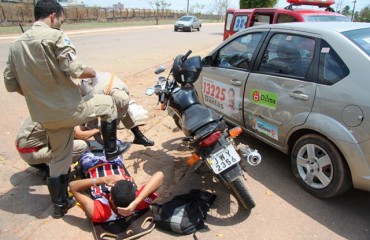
top-left (0, 19), bottom-right (221, 35)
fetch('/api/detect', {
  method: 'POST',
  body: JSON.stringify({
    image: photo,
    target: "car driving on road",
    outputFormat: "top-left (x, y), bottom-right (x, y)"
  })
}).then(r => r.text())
top-left (194, 22), bottom-right (370, 198)
top-left (174, 15), bottom-right (202, 32)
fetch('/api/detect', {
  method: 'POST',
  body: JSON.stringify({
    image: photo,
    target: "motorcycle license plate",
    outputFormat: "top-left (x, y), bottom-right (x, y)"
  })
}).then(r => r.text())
top-left (207, 144), bottom-right (240, 174)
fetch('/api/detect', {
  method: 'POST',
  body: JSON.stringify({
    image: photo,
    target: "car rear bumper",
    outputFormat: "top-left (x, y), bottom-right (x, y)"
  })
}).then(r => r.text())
top-left (339, 139), bottom-right (370, 192)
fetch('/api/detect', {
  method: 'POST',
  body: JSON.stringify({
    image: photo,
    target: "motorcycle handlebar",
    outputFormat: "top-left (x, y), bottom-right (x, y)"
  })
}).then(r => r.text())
top-left (181, 50), bottom-right (192, 62)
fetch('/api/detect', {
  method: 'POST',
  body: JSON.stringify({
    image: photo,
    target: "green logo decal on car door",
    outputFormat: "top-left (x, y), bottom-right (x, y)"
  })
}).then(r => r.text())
top-left (250, 89), bottom-right (277, 109)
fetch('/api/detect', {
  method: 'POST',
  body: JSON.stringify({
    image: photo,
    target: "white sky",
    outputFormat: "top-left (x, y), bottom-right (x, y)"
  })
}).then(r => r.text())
top-left (82, 0), bottom-right (369, 13)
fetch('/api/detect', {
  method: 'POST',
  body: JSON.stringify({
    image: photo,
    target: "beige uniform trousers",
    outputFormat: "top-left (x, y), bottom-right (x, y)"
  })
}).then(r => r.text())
top-left (112, 90), bottom-right (135, 129)
top-left (19, 140), bottom-right (87, 165)
top-left (42, 95), bottom-right (117, 177)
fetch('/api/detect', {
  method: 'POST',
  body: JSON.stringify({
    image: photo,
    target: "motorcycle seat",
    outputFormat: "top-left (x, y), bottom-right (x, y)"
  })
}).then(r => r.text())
top-left (181, 104), bottom-right (221, 137)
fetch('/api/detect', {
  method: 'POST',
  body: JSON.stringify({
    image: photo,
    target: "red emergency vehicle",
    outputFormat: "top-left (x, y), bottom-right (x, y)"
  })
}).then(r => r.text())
top-left (223, 0), bottom-right (350, 40)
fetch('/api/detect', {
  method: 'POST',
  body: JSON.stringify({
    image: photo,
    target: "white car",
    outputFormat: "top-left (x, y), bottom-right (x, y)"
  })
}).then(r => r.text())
top-left (174, 15), bottom-right (202, 32)
top-left (195, 22), bottom-right (370, 198)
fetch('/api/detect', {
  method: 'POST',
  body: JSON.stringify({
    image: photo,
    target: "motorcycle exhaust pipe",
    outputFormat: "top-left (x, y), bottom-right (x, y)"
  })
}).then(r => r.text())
top-left (247, 150), bottom-right (262, 166)
top-left (237, 143), bottom-right (262, 166)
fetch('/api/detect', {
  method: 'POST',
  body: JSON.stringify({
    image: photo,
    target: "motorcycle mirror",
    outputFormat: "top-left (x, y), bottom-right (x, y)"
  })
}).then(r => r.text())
top-left (146, 88), bottom-right (155, 96)
top-left (155, 66), bottom-right (166, 75)
top-left (201, 56), bottom-right (213, 66)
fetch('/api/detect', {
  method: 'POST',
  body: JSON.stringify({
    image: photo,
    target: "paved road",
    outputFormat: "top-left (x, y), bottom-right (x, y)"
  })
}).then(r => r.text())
top-left (0, 23), bottom-right (369, 240)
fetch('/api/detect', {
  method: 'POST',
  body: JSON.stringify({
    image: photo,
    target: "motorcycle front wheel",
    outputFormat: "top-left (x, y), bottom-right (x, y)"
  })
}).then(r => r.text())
top-left (173, 114), bottom-right (182, 130)
top-left (227, 176), bottom-right (256, 209)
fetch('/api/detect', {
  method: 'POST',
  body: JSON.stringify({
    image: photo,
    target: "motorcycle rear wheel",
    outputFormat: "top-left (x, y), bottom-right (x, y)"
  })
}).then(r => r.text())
top-left (228, 176), bottom-right (256, 209)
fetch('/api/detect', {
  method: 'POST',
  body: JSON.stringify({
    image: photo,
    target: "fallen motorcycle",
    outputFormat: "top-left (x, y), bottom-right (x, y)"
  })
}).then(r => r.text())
top-left (146, 50), bottom-right (261, 209)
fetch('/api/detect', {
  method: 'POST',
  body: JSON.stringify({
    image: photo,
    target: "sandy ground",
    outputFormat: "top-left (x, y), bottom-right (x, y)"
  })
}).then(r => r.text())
top-left (1, 24), bottom-right (369, 240)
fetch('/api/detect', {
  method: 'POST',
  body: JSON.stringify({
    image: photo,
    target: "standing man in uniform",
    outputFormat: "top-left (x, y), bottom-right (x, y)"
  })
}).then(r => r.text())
top-left (3, 0), bottom-right (129, 218)
top-left (80, 72), bottom-right (154, 146)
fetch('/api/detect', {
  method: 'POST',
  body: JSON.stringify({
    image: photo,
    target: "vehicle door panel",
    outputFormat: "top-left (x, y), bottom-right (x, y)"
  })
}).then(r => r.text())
top-left (200, 32), bottom-right (266, 127)
top-left (244, 32), bottom-right (318, 148)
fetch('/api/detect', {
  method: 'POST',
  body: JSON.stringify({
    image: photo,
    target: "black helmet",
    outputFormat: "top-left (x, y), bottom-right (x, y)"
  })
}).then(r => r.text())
top-left (172, 55), bottom-right (202, 84)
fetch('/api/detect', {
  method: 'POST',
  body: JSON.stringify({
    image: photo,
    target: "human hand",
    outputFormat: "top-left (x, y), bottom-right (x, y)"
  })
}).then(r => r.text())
top-left (117, 201), bottom-right (138, 217)
top-left (103, 175), bottom-right (124, 187)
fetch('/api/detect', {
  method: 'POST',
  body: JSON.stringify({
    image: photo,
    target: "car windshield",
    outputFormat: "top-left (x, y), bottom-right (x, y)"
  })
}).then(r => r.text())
top-left (180, 16), bottom-right (193, 21)
top-left (342, 27), bottom-right (370, 57)
top-left (304, 15), bottom-right (351, 22)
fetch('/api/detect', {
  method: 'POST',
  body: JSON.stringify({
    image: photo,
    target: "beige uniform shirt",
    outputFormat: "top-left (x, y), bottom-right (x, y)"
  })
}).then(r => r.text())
top-left (3, 21), bottom-right (86, 122)
top-left (16, 117), bottom-right (47, 148)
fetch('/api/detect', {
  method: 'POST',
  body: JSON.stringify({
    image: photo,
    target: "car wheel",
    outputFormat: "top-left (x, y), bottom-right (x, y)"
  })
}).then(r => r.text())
top-left (291, 134), bottom-right (352, 198)
top-left (188, 26), bottom-right (193, 32)
top-left (174, 28), bottom-right (178, 31)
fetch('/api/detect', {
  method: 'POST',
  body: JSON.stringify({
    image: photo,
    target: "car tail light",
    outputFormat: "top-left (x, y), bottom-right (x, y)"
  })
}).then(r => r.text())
top-left (229, 127), bottom-right (242, 138)
top-left (199, 131), bottom-right (221, 147)
top-left (187, 153), bottom-right (200, 166)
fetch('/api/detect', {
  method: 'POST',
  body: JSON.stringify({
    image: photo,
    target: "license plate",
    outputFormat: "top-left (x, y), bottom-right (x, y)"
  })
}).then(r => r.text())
top-left (207, 144), bottom-right (240, 174)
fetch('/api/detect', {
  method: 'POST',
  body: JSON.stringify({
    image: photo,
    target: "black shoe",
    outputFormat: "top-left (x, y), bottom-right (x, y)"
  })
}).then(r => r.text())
top-left (133, 135), bottom-right (155, 146)
top-left (131, 126), bottom-right (154, 146)
top-left (29, 163), bottom-right (49, 181)
top-left (105, 141), bottom-right (131, 160)
top-left (53, 197), bottom-right (76, 219)
top-left (47, 174), bottom-right (76, 218)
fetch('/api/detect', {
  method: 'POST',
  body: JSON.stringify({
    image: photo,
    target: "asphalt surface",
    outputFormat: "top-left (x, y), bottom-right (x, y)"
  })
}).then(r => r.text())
top-left (0, 23), bottom-right (369, 240)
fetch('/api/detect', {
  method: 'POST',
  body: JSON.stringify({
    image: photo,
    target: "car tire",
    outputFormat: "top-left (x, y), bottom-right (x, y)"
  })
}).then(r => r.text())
top-left (174, 28), bottom-right (178, 31)
top-left (291, 134), bottom-right (352, 198)
top-left (188, 26), bottom-right (193, 32)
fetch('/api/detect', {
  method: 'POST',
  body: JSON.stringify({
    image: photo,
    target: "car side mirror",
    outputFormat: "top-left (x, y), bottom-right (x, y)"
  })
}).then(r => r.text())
top-left (202, 56), bottom-right (213, 66)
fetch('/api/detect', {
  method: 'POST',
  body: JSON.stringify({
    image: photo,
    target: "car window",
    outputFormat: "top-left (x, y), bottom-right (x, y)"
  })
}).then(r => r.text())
top-left (180, 16), bottom-right (192, 21)
top-left (318, 40), bottom-right (349, 85)
top-left (225, 13), bottom-right (234, 31)
top-left (258, 33), bottom-right (315, 78)
top-left (216, 32), bottom-right (263, 70)
top-left (303, 15), bottom-right (350, 22)
top-left (276, 14), bottom-right (299, 23)
top-left (342, 27), bottom-right (370, 57)
top-left (233, 15), bottom-right (248, 32)
top-left (252, 14), bottom-right (272, 26)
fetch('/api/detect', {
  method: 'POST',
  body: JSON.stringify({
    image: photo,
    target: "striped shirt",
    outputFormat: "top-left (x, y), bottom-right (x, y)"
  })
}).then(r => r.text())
top-left (86, 163), bottom-right (157, 223)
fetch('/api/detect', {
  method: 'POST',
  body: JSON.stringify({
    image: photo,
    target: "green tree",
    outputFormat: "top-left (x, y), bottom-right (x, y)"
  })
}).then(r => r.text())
top-left (207, 0), bottom-right (231, 20)
top-left (353, 11), bottom-right (359, 21)
top-left (240, 0), bottom-right (277, 8)
top-left (189, 3), bottom-right (205, 16)
top-left (146, 0), bottom-right (171, 25)
top-left (359, 6), bottom-right (370, 22)
top-left (341, 5), bottom-right (351, 16)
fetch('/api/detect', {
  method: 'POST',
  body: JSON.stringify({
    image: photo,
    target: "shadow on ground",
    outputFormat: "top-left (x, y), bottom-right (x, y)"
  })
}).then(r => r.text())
top-left (235, 132), bottom-right (370, 240)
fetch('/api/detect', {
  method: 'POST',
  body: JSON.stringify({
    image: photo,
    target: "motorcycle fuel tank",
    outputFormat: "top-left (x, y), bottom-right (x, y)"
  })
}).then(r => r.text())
top-left (170, 86), bottom-right (200, 112)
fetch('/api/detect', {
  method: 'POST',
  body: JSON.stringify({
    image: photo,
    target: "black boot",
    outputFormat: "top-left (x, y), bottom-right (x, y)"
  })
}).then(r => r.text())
top-left (47, 174), bottom-right (76, 218)
top-left (131, 126), bottom-right (154, 146)
top-left (101, 119), bottom-right (131, 160)
top-left (29, 163), bottom-right (49, 181)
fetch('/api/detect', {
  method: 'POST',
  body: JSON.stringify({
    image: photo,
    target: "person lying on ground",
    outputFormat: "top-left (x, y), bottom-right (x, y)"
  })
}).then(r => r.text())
top-left (69, 151), bottom-right (163, 222)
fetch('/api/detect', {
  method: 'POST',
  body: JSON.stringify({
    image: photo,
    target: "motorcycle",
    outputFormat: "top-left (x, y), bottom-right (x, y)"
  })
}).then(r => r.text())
top-left (146, 50), bottom-right (262, 209)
